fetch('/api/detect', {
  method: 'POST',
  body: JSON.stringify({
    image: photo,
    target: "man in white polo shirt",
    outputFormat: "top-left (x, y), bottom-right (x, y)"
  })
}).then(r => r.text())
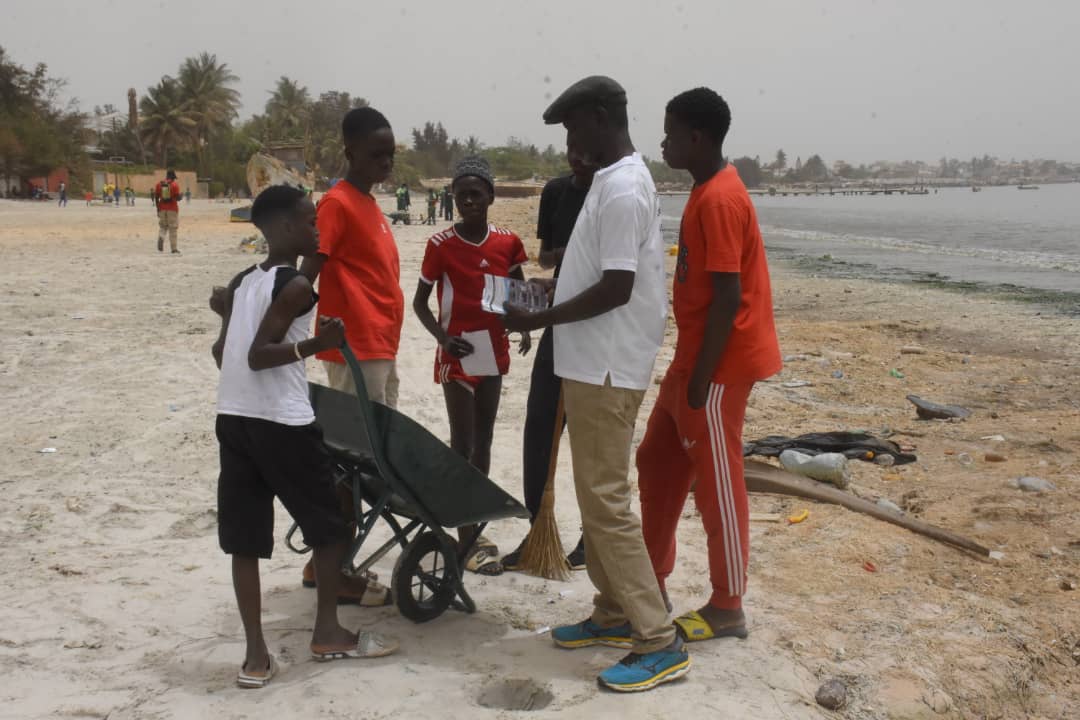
top-left (503, 76), bottom-right (687, 693)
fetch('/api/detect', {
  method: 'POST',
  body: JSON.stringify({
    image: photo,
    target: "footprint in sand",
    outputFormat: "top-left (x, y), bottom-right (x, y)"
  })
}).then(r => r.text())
top-left (168, 508), bottom-right (218, 539)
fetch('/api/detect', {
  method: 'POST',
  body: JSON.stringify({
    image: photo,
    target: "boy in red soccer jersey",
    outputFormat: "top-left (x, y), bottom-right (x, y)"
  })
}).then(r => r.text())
top-left (413, 156), bottom-right (531, 576)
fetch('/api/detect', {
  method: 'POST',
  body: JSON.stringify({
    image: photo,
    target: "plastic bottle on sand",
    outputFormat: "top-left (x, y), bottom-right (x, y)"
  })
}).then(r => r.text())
top-left (779, 450), bottom-right (851, 488)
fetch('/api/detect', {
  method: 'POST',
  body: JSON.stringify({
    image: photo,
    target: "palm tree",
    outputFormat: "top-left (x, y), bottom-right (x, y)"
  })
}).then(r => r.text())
top-left (176, 53), bottom-right (241, 174)
top-left (265, 76), bottom-right (311, 140)
top-left (138, 78), bottom-right (196, 167)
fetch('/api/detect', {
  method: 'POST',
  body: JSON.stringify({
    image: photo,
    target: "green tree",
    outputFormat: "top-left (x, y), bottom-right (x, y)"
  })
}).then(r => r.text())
top-left (265, 76), bottom-right (311, 140)
top-left (0, 47), bottom-right (88, 189)
top-left (176, 52), bottom-right (241, 174)
top-left (773, 148), bottom-right (787, 171)
top-left (798, 154), bottom-right (828, 181)
top-left (308, 91), bottom-right (367, 178)
top-left (139, 77), bottom-right (196, 166)
top-left (732, 156), bottom-right (763, 188)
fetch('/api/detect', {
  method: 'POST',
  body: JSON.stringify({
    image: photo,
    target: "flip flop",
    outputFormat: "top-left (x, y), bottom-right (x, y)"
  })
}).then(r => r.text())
top-left (674, 611), bottom-right (748, 642)
top-left (475, 535), bottom-right (500, 556)
top-left (465, 547), bottom-right (504, 576)
top-left (237, 655), bottom-right (278, 689)
top-left (311, 631), bottom-right (399, 661)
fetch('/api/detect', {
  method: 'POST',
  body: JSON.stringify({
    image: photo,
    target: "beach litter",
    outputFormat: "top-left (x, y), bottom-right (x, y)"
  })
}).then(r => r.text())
top-left (1007, 476), bottom-right (1056, 493)
top-left (889, 368), bottom-right (905, 379)
top-left (782, 380), bottom-right (813, 388)
top-left (906, 395), bottom-right (971, 420)
top-left (38, 447), bottom-right (57, 454)
top-left (779, 450), bottom-right (851, 488)
top-left (787, 509), bottom-right (810, 524)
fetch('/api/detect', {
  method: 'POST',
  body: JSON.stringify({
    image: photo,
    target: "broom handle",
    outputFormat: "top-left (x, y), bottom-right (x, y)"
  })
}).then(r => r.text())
top-left (540, 385), bottom-right (565, 511)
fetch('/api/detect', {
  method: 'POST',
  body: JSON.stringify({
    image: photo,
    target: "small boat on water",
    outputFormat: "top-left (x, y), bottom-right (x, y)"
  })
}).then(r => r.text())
top-left (971, 185), bottom-right (982, 192)
top-left (1017, 184), bottom-right (1040, 190)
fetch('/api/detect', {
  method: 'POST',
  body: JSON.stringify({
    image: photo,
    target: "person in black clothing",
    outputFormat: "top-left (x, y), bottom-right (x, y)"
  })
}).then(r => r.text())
top-left (502, 146), bottom-right (595, 572)
top-left (440, 185), bottom-right (453, 221)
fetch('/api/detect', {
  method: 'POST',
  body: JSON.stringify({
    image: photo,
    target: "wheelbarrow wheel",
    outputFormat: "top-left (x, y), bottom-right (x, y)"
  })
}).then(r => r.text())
top-left (392, 531), bottom-right (456, 623)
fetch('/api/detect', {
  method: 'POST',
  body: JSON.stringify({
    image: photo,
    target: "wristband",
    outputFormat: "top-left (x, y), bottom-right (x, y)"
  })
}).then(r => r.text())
top-left (293, 342), bottom-right (304, 361)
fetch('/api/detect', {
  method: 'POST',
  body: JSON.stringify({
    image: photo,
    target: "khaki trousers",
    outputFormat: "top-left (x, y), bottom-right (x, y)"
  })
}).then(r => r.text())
top-left (563, 377), bottom-right (675, 654)
top-left (157, 210), bottom-right (179, 251)
top-left (324, 359), bottom-right (399, 409)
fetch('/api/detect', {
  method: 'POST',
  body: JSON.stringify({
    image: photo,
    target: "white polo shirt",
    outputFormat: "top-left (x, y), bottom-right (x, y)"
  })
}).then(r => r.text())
top-left (553, 152), bottom-right (668, 391)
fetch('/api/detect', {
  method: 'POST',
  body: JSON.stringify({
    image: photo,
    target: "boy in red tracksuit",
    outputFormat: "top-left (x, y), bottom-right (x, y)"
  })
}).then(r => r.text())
top-left (637, 87), bottom-right (782, 643)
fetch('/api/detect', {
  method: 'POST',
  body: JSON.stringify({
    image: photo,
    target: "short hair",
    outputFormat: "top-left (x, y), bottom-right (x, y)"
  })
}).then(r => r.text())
top-left (342, 106), bottom-right (390, 144)
top-left (250, 184), bottom-right (306, 230)
top-left (666, 88), bottom-right (731, 145)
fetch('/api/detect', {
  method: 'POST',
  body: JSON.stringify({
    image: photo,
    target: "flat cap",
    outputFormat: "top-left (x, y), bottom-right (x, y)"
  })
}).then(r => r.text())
top-left (543, 76), bottom-right (627, 125)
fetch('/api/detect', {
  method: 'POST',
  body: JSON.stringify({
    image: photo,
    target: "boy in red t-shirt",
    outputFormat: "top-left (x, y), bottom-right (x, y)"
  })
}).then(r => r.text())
top-left (637, 88), bottom-right (782, 643)
top-left (413, 156), bottom-right (531, 576)
top-left (299, 107), bottom-right (403, 408)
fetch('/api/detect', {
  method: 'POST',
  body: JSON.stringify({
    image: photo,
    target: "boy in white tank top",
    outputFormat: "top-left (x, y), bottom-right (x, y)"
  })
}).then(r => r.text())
top-left (211, 185), bottom-right (398, 688)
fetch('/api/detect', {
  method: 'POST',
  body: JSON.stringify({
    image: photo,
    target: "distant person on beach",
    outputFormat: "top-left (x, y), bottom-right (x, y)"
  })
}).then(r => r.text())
top-left (440, 184), bottom-right (453, 221)
top-left (153, 170), bottom-right (181, 253)
top-left (126, 186), bottom-right (135, 206)
top-left (426, 188), bottom-right (438, 225)
top-left (501, 146), bottom-right (594, 573)
top-left (185, 187), bottom-right (191, 203)
top-left (210, 184), bottom-right (398, 688)
top-left (395, 182), bottom-right (411, 212)
top-left (57, 182), bottom-right (67, 207)
top-left (113, 185), bottom-right (121, 207)
top-left (413, 156), bottom-right (531, 577)
top-left (636, 87), bottom-right (781, 645)
top-left (502, 76), bottom-right (687, 693)
top-left (84, 191), bottom-right (93, 206)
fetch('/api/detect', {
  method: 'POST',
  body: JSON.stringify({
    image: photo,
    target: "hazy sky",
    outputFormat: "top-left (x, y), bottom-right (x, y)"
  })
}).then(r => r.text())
top-left (7, 0), bottom-right (1077, 164)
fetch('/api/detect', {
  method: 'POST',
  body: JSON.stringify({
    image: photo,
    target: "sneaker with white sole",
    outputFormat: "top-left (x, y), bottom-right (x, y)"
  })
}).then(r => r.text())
top-left (597, 636), bottom-right (690, 692)
top-left (551, 619), bottom-right (633, 649)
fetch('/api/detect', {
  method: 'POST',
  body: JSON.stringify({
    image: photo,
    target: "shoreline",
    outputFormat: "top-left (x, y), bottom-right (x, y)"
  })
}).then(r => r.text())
top-left (767, 249), bottom-right (1080, 316)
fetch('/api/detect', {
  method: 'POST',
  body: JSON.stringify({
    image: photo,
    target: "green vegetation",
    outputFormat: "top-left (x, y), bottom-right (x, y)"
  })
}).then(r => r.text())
top-left (0, 47), bottom-right (89, 190)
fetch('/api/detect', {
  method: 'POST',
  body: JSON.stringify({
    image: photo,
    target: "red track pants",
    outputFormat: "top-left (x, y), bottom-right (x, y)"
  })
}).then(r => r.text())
top-left (637, 372), bottom-right (753, 610)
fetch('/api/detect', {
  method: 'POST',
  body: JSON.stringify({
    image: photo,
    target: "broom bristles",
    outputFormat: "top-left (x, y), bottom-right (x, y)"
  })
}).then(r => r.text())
top-left (518, 386), bottom-right (571, 581)
top-left (519, 484), bottom-right (570, 581)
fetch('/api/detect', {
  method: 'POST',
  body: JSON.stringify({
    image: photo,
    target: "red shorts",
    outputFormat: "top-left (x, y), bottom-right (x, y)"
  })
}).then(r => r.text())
top-left (434, 328), bottom-right (510, 390)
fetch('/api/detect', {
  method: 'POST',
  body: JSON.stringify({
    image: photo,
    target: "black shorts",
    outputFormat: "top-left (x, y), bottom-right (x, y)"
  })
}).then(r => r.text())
top-left (216, 414), bottom-right (347, 558)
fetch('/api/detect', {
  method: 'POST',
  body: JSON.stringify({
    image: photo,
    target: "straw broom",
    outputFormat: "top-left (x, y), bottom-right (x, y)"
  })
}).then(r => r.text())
top-left (518, 385), bottom-right (571, 581)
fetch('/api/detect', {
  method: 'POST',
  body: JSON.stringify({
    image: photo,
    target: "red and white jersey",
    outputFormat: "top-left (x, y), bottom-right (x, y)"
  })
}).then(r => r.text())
top-left (420, 224), bottom-right (528, 339)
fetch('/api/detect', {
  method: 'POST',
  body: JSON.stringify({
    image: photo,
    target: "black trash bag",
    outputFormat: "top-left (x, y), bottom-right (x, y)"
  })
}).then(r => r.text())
top-left (743, 431), bottom-right (917, 465)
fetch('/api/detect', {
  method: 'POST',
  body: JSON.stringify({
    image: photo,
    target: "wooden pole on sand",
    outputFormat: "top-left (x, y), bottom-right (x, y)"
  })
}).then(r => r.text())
top-left (518, 386), bottom-right (571, 580)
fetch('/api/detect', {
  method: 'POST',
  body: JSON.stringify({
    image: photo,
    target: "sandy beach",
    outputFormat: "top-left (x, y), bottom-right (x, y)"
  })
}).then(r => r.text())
top-left (0, 195), bottom-right (1077, 719)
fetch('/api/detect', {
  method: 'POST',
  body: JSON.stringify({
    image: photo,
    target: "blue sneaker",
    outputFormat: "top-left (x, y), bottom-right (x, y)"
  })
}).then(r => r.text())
top-left (551, 619), bottom-right (633, 649)
top-left (597, 637), bottom-right (691, 692)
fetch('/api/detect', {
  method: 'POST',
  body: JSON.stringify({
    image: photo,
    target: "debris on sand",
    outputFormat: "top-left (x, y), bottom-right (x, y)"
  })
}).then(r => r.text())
top-left (906, 395), bottom-right (972, 420)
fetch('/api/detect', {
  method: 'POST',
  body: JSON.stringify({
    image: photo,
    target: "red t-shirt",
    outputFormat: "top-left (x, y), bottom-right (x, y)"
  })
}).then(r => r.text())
top-left (670, 165), bottom-right (782, 384)
top-left (155, 180), bottom-right (180, 212)
top-left (420, 224), bottom-right (528, 379)
top-left (314, 182), bottom-right (404, 362)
